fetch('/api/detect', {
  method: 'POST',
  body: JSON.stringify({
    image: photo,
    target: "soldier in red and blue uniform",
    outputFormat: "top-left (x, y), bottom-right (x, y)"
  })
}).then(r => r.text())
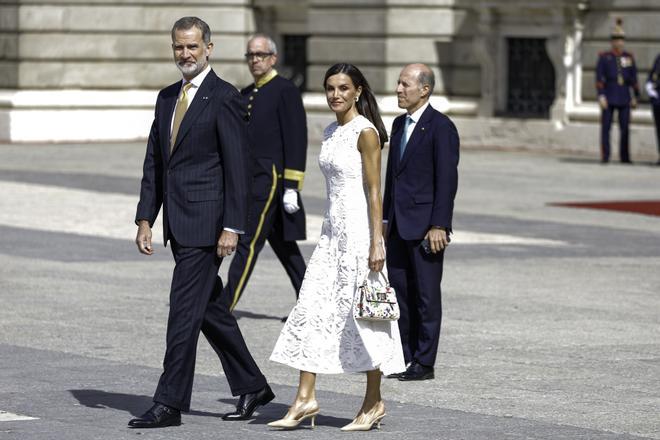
top-left (645, 53), bottom-right (660, 165)
top-left (595, 18), bottom-right (639, 163)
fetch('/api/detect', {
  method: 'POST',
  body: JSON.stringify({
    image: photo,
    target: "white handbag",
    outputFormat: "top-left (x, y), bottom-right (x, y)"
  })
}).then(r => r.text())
top-left (353, 272), bottom-right (400, 322)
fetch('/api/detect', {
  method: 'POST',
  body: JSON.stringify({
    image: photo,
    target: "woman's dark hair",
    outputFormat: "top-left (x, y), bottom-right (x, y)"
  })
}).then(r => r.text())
top-left (323, 63), bottom-right (388, 148)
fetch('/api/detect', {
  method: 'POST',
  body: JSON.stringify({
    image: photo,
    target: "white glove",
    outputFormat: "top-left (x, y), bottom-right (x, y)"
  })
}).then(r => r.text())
top-left (283, 188), bottom-right (300, 214)
top-left (646, 81), bottom-right (659, 100)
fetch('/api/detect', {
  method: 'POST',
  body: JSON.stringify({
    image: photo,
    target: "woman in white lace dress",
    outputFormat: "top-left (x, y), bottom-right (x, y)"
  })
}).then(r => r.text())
top-left (268, 63), bottom-right (405, 431)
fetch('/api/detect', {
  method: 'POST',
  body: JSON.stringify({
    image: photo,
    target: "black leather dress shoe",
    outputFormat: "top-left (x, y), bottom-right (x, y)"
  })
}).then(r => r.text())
top-left (398, 361), bottom-right (434, 381)
top-left (128, 403), bottom-right (181, 428)
top-left (222, 384), bottom-right (275, 421)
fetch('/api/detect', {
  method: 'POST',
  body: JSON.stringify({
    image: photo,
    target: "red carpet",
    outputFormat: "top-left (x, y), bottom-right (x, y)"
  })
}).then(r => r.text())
top-left (550, 200), bottom-right (660, 217)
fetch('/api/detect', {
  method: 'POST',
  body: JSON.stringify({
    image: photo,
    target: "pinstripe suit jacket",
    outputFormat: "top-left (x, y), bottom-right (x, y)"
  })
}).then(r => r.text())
top-left (136, 70), bottom-right (249, 247)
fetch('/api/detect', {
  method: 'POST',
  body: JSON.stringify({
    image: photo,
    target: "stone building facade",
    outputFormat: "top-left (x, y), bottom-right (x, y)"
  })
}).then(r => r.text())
top-left (1, 0), bottom-right (659, 158)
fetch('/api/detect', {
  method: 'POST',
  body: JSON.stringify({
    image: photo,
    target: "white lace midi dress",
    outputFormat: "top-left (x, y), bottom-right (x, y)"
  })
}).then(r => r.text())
top-left (270, 115), bottom-right (405, 375)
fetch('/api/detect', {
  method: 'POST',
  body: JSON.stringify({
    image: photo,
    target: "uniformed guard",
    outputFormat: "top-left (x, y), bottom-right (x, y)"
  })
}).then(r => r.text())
top-left (645, 53), bottom-right (660, 165)
top-left (595, 18), bottom-right (639, 163)
top-left (223, 34), bottom-right (308, 320)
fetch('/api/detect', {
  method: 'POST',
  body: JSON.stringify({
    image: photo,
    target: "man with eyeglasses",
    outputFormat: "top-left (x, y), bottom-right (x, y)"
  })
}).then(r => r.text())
top-left (223, 34), bottom-right (308, 321)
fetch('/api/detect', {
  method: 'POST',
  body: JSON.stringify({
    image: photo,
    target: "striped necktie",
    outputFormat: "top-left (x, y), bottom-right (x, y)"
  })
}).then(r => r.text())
top-left (170, 82), bottom-right (193, 151)
top-left (399, 115), bottom-right (413, 159)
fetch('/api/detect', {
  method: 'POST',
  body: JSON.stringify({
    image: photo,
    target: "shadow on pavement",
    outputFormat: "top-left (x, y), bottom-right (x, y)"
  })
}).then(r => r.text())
top-left (557, 157), bottom-right (602, 164)
top-left (233, 310), bottom-right (285, 321)
top-left (69, 389), bottom-right (222, 418)
top-left (558, 157), bottom-right (659, 166)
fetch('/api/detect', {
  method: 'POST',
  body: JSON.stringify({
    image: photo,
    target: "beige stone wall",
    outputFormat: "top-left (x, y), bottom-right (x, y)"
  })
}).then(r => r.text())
top-left (2, 0), bottom-right (659, 99)
top-left (0, 0), bottom-right (255, 90)
top-left (306, 0), bottom-right (479, 96)
top-left (1, 0), bottom-right (659, 155)
top-left (0, 3), bottom-right (19, 88)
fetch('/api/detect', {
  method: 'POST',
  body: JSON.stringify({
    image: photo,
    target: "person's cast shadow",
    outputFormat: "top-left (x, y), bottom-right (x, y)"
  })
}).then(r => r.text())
top-left (233, 310), bottom-right (283, 321)
top-left (69, 389), bottom-right (352, 428)
top-left (69, 389), bottom-right (222, 418)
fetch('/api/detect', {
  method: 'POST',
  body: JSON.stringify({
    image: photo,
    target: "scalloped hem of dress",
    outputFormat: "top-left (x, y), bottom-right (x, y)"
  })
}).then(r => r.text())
top-left (269, 354), bottom-right (403, 376)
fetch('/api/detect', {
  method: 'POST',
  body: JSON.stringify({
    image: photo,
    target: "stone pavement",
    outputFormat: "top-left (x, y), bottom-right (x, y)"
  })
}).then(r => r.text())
top-left (0, 142), bottom-right (658, 439)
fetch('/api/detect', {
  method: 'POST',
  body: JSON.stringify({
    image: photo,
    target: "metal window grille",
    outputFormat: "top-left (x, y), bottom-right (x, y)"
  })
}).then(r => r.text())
top-left (506, 38), bottom-right (556, 118)
top-left (283, 35), bottom-right (309, 92)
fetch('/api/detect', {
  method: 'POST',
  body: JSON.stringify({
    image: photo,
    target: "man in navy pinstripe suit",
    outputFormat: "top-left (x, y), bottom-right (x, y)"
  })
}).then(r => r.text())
top-left (130, 17), bottom-right (274, 428)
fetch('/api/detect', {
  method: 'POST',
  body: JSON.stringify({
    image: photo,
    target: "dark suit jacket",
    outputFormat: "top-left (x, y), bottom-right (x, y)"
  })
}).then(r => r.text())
top-left (383, 104), bottom-right (459, 241)
top-left (241, 75), bottom-right (307, 241)
top-left (136, 69), bottom-right (249, 248)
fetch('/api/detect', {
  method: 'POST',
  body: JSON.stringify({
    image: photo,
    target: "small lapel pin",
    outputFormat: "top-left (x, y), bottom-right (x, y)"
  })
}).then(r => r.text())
top-left (421, 127), bottom-right (425, 131)
top-left (202, 96), bottom-right (208, 100)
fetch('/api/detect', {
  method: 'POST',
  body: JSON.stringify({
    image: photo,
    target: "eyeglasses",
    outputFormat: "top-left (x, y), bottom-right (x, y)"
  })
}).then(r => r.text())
top-left (244, 52), bottom-right (274, 61)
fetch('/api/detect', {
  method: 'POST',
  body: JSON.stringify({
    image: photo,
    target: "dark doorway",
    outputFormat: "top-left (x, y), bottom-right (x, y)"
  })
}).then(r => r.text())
top-left (506, 38), bottom-right (555, 118)
top-left (282, 34), bottom-right (309, 92)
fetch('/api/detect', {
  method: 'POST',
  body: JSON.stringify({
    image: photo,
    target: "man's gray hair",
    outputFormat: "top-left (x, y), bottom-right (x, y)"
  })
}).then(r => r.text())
top-left (171, 17), bottom-right (211, 44)
top-left (248, 34), bottom-right (278, 55)
top-left (418, 68), bottom-right (435, 95)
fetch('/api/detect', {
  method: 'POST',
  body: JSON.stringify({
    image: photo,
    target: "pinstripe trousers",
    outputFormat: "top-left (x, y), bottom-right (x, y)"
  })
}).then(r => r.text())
top-left (153, 238), bottom-right (268, 411)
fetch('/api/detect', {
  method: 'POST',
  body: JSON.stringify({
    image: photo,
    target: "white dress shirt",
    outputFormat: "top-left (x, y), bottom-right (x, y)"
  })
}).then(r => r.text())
top-left (403, 101), bottom-right (430, 144)
top-left (169, 64), bottom-right (212, 136)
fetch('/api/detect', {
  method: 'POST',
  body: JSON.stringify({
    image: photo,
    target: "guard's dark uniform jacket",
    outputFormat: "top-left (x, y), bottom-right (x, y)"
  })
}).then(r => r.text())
top-left (647, 54), bottom-right (660, 106)
top-left (223, 72), bottom-right (308, 311)
top-left (242, 74), bottom-right (307, 239)
top-left (596, 50), bottom-right (639, 106)
top-left (596, 49), bottom-right (639, 162)
top-left (647, 54), bottom-right (660, 161)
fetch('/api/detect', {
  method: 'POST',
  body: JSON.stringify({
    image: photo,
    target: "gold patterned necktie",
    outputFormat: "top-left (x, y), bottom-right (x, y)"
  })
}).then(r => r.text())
top-left (170, 82), bottom-right (193, 151)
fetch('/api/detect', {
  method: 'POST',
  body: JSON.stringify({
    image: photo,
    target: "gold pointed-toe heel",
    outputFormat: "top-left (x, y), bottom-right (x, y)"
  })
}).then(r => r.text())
top-left (341, 402), bottom-right (386, 432)
top-left (267, 401), bottom-right (320, 430)
top-left (340, 413), bottom-right (385, 431)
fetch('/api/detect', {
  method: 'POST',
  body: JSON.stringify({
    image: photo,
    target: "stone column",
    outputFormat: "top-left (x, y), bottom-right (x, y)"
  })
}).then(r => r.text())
top-left (545, 9), bottom-right (568, 125)
top-left (472, 4), bottom-right (497, 117)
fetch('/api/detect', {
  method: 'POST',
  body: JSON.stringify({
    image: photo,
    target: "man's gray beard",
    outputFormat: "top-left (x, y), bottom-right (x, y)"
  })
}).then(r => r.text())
top-left (177, 61), bottom-right (206, 77)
